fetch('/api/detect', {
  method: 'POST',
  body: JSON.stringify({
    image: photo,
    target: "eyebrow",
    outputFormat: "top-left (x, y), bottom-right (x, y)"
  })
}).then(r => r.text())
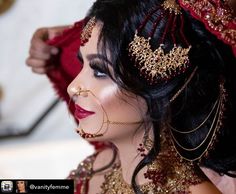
top-left (78, 50), bottom-right (112, 65)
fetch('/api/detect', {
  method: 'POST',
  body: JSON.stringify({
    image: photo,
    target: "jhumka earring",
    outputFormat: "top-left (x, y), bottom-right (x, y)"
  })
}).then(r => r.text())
top-left (137, 129), bottom-right (153, 157)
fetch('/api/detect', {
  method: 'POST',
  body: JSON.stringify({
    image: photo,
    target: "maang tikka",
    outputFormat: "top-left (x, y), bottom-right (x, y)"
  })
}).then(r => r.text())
top-left (80, 17), bottom-right (96, 46)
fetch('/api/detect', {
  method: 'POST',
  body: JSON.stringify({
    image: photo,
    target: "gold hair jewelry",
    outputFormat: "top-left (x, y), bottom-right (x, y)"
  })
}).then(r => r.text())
top-left (128, 32), bottom-right (191, 84)
top-left (162, 0), bottom-right (181, 15)
top-left (170, 66), bottom-right (198, 103)
top-left (169, 79), bottom-right (227, 162)
top-left (80, 17), bottom-right (96, 45)
top-left (127, 0), bottom-right (193, 84)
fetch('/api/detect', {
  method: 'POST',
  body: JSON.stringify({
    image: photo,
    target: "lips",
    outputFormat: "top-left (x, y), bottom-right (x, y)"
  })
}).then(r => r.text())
top-left (74, 104), bottom-right (95, 120)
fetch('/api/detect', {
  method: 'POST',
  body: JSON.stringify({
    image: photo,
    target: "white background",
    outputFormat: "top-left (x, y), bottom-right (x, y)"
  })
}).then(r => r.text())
top-left (0, 0), bottom-right (95, 178)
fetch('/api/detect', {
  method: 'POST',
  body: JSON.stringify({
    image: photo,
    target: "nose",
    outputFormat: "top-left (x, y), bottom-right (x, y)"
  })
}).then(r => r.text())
top-left (67, 76), bottom-right (89, 99)
top-left (67, 77), bottom-right (80, 98)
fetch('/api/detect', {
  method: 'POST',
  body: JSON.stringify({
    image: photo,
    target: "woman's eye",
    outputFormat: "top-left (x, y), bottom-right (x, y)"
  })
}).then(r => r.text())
top-left (93, 68), bottom-right (107, 78)
top-left (90, 61), bottom-right (108, 78)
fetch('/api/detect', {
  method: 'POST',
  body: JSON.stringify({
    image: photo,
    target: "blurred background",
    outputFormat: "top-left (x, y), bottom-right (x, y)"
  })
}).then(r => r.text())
top-left (0, 0), bottom-right (95, 178)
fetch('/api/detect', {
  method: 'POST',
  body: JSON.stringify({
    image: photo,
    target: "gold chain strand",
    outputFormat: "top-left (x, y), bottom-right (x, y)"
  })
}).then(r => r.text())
top-left (170, 96), bottom-right (220, 151)
top-left (169, 96), bottom-right (218, 134)
top-left (170, 66), bottom-right (198, 103)
top-left (104, 120), bottom-right (144, 125)
top-left (169, 80), bottom-right (226, 162)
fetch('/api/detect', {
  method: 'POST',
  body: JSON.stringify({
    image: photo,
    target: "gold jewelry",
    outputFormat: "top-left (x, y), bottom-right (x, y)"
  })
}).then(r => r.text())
top-left (76, 129), bottom-right (103, 138)
top-left (170, 66), bottom-right (198, 103)
top-left (80, 17), bottom-right (96, 45)
top-left (128, 32), bottom-right (191, 84)
top-left (100, 128), bottom-right (206, 194)
top-left (162, 0), bottom-right (182, 15)
top-left (76, 89), bottom-right (144, 139)
top-left (169, 79), bottom-right (227, 162)
top-left (128, 0), bottom-right (192, 84)
top-left (73, 87), bottom-right (89, 97)
top-left (169, 97), bottom-right (218, 134)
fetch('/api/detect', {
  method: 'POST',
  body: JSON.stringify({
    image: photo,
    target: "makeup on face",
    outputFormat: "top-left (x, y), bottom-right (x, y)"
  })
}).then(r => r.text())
top-left (74, 104), bottom-right (95, 120)
top-left (68, 24), bottom-right (147, 141)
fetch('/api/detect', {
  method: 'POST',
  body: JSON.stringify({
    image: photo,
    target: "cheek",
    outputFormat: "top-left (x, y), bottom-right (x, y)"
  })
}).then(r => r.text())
top-left (98, 83), bottom-right (119, 101)
top-left (99, 87), bottom-right (146, 123)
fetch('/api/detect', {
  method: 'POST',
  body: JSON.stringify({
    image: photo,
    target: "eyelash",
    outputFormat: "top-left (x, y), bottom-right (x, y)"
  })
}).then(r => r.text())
top-left (89, 62), bottom-right (108, 78)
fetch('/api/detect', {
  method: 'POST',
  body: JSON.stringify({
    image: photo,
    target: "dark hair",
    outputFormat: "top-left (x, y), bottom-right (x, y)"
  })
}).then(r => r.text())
top-left (86, 0), bottom-right (236, 192)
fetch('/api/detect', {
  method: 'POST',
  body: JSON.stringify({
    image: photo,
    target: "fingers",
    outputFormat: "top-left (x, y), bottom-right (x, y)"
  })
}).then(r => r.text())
top-left (25, 57), bottom-right (50, 74)
top-left (26, 58), bottom-right (56, 74)
top-left (30, 28), bottom-right (59, 59)
top-left (27, 27), bottom-right (59, 74)
top-left (26, 25), bottom-right (69, 75)
top-left (31, 67), bottom-right (48, 74)
top-left (26, 58), bottom-right (46, 68)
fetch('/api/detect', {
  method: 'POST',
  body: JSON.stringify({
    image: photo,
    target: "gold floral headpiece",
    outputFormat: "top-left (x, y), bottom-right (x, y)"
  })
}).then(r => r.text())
top-left (128, 0), bottom-right (191, 84)
top-left (129, 33), bottom-right (191, 84)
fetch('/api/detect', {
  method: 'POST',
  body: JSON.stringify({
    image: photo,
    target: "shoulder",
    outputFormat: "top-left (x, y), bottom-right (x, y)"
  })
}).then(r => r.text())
top-left (190, 181), bottom-right (222, 194)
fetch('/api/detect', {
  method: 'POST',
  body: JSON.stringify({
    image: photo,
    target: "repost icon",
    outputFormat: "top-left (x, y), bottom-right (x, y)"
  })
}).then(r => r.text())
top-left (1, 181), bottom-right (13, 193)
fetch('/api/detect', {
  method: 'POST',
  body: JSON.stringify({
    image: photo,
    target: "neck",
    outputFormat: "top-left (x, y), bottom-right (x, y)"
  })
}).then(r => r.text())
top-left (112, 130), bottom-right (148, 185)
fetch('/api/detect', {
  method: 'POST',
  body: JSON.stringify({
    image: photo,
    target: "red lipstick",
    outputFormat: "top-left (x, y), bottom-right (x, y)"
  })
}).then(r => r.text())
top-left (74, 104), bottom-right (95, 120)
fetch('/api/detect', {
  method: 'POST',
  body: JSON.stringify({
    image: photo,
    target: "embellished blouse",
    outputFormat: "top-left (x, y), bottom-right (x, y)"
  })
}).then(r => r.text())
top-left (67, 148), bottom-right (207, 194)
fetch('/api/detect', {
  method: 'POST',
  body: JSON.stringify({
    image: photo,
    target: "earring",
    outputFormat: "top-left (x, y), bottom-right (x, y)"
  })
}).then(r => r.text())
top-left (138, 130), bottom-right (153, 157)
top-left (76, 128), bottom-right (103, 139)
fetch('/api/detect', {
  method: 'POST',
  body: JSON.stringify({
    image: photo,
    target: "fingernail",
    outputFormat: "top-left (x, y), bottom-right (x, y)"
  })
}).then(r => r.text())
top-left (51, 47), bottom-right (59, 55)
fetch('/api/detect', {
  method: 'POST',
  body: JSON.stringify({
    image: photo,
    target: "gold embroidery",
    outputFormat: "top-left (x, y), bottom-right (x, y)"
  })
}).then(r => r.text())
top-left (68, 155), bottom-right (96, 194)
top-left (180, 0), bottom-right (236, 46)
top-left (100, 153), bottom-right (205, 194)
top-left (100, 127), bottom-right (206, 194)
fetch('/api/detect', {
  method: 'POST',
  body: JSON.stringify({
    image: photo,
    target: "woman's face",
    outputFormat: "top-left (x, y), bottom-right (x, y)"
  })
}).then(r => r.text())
top-left (16, 181), bottom-right (25, 192)
top-left (67, 23), bottom-right (147, 142)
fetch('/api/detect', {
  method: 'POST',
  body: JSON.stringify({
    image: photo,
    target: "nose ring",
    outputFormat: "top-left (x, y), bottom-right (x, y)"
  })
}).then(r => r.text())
top-left (74, 87), bottom-right (89, 97)
top-left (75, 87), bottom-right (82, 96)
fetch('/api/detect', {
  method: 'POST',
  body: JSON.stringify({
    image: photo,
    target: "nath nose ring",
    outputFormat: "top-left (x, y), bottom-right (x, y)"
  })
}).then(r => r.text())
top-left (75, 87), bottom-right (89, 97)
